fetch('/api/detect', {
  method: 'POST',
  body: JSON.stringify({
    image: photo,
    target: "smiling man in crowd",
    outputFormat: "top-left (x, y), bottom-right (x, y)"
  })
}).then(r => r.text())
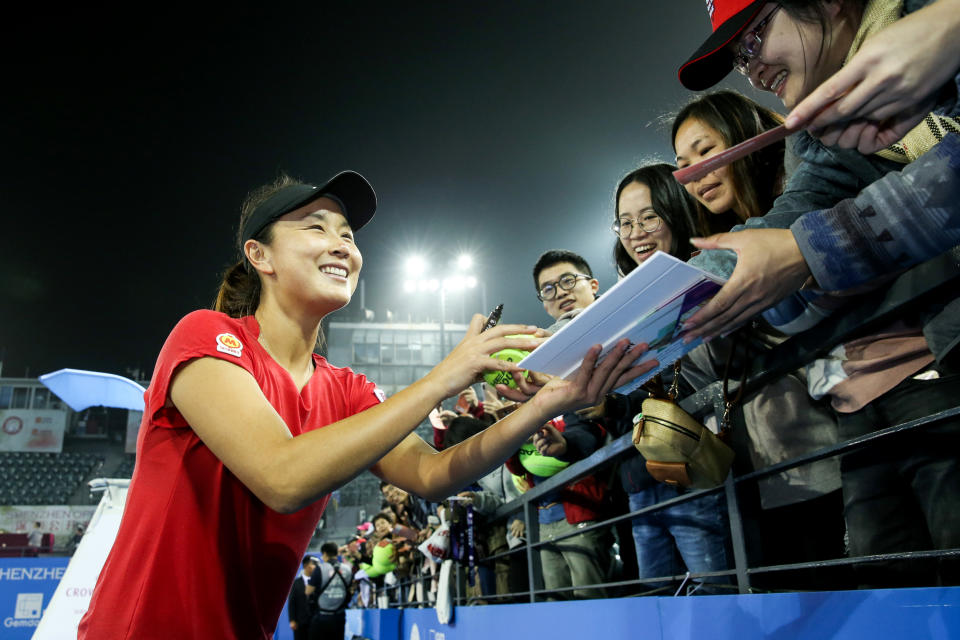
top-left (525, 249), bottom-right (611, 599)
top-left (533, 250), bottom-right (599, 334)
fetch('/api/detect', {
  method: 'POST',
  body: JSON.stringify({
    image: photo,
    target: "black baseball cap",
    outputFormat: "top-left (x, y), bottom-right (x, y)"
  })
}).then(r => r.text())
top-left (678, 0), bottom-right (766, 91)
top-left (240, 170), bottom-right (377, 249)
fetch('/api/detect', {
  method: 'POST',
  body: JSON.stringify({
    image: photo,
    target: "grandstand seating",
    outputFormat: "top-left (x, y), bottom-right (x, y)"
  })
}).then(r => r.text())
top-left (111, 454), bottom-right (136, 479)
top-left (0, 452), bottom-right (105, 506)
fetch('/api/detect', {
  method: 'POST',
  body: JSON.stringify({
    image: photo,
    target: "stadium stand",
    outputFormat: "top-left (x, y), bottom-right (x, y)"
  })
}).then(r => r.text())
top-left (110, 454), bottom-right (136, 479)
top-left (0, 452), bottom-right (105, 506)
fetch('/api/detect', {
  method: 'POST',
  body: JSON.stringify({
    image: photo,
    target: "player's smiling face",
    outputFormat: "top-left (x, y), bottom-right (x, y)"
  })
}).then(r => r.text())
top-left (256, 197), bottom-right (362, 314)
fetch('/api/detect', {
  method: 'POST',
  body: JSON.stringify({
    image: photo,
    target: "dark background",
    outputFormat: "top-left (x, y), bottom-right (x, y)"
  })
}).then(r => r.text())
top-left (2, 2), bottom-right (780, 378)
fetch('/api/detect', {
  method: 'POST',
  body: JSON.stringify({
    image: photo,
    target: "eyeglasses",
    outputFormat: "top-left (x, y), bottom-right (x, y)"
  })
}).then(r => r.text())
top-left (611, 213), bottom-right (663, 238)
top-left (537, 273), bottom-right (592, 301)
top-left (733, 4), bottom-right (781, 75)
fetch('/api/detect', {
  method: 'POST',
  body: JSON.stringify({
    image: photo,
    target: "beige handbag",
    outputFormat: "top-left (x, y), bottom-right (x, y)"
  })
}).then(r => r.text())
top-left (631, 359), bottom-right (738, 489)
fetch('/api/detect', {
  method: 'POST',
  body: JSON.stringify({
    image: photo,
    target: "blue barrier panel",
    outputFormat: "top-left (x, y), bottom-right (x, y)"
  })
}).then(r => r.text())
top-left (10, 561), bottom-right (958, 639)
top-left (346, 607), bottom-right (401, 640)
top-left (401, 598), bottom-right (663, 640)
top-left (0, 557), bottom-right (70, 639)
top-left (656, 586), bottom-right (960, 639)
top-left (375, 587), bottom-right (960, 640)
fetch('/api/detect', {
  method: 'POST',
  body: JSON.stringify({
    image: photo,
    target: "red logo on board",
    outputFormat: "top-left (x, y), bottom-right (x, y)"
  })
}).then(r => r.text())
top-left (3, 416), bottom-right (24, 435)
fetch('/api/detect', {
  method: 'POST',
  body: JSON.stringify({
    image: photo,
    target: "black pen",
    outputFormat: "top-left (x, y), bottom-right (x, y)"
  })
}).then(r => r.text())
top-left (481, 303), bottom-right (504, 332)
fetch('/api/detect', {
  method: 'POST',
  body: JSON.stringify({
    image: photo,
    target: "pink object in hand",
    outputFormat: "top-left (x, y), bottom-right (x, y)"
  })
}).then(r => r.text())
top-left (673, 124), bottom-right (792, 185)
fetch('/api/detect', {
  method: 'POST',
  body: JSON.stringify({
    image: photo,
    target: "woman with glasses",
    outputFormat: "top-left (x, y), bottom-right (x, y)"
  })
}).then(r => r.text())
top-left (612, 164), bottom-right (698, 274)
top-left (536, 169), bottom-right (728, 593)
top-left (601, 164), bottom-right (732, 591)
top-left (784, 0), bottom-right (960, 153)
top-left (679, 0), bottom-right (866, 110)
top-left (676, 0), bottom-right (960, 338)
top-left (676, 0), bottom-right (960, 588)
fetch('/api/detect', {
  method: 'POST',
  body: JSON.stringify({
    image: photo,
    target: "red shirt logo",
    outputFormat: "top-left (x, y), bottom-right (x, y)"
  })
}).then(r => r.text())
top-left (216, 333), bottom-right (244, 357)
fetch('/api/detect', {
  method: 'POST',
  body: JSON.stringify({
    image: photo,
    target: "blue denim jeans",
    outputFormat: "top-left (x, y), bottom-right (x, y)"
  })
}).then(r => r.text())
top-left (628, 486), bottom-right (729, 586)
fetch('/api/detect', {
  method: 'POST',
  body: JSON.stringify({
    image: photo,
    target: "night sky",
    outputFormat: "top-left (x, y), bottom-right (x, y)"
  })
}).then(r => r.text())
top-left (3, 2), bottom-right (780, 379)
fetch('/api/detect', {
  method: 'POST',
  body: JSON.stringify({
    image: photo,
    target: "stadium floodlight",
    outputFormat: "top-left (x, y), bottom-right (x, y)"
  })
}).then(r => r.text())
top-left (404, 255), bottom-right (427, 277)
top-left (443, 276), bottom-right (468, 291)
top-left (399, 248), bottom-right (485, 328)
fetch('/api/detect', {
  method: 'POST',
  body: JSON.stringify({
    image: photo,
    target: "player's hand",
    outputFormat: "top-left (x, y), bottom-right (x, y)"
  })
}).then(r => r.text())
top-left (530, 340), bottom-right (656, 417)
top-left (427, 315), bottom-right (545, 399)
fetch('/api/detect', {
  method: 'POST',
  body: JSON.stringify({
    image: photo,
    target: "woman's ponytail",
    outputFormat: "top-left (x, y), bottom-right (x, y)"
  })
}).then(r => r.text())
top-left (213, 260), bottom-right (262, 318)
top-left (213, 173), bottom-right (302, 318)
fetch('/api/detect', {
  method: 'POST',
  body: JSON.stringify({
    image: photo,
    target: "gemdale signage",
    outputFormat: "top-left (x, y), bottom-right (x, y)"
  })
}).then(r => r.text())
top-left (0, 558), bottom-right (68, 638)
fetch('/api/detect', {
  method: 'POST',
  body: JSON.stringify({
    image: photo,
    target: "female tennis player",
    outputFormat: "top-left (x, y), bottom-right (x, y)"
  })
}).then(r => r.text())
top-left (78, 170), bottom-right (654, 638)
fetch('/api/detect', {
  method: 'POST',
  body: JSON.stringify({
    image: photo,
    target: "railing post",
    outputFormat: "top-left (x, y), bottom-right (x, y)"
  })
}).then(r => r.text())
top-left (724, 473), bottom-right (750, 594)
top-left (523, 500), bottom-right (542, 603)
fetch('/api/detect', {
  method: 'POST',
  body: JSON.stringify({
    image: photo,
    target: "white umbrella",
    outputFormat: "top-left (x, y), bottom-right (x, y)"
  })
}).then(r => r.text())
top-left (37, 368), bottom-right (145, 412)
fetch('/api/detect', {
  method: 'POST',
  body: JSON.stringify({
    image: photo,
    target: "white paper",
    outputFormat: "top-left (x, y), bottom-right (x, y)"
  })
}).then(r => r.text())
top-left (518, 251), bottom-right (726, 394)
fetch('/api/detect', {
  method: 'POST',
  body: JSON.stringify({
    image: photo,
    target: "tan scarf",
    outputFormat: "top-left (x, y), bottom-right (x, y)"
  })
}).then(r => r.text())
top-left (845, 0), bottom-right (960, 163)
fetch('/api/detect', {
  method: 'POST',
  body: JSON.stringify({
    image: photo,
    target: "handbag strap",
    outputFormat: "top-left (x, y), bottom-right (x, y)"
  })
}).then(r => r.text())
top-left (644, 359), bottom-right (684, 401)
top-left (720, 332), bottom-right (747, 435)
top-left (654, 351), bottom-right (741, 429)
top-left (667, 360), bottom-right (682, 401)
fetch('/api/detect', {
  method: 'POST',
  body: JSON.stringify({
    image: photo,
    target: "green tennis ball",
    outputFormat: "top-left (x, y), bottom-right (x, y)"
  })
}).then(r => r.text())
top-left (484, 335), bottom-right (532, 389)
top-left (517, 441), bottom-right (570, 477)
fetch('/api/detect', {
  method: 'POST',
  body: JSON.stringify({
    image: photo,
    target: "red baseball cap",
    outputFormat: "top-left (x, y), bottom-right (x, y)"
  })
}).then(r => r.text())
top-left (678, 0), bottom-right (766, 90)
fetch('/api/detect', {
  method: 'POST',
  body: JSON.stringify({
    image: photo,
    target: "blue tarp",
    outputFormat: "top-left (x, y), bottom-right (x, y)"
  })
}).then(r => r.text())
top-left (38, 369), bottom-right (145, 412)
